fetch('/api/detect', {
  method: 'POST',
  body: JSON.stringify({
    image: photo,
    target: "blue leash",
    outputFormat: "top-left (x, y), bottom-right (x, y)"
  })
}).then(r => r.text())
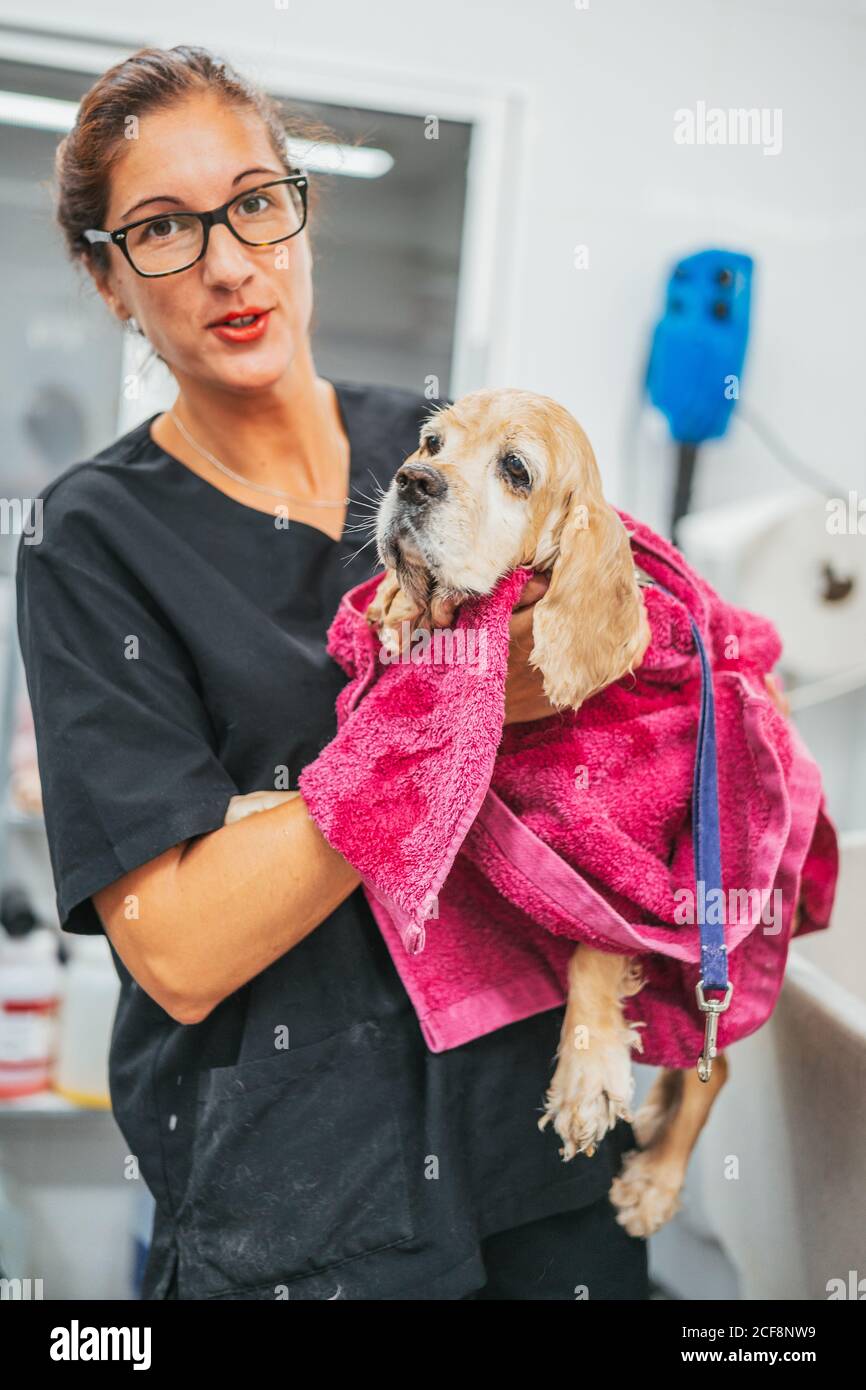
top-left (646, 579), bottom-right (733, 1080)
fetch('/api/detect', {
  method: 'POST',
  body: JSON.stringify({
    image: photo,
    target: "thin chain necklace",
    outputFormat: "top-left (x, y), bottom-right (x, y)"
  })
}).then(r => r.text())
top-left (169, 411), bottom-right (350, 508)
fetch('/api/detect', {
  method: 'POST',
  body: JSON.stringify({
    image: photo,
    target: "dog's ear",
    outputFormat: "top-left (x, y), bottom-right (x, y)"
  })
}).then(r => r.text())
top-left (529, 491), bottom-right (651, 711)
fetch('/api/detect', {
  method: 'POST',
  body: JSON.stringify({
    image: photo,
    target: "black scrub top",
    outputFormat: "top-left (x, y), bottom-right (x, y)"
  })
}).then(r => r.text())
top-left (16, 378), bottom-right (638, 1301)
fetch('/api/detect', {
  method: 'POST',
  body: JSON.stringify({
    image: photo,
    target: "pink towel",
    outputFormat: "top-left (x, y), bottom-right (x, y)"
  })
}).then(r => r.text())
top-left (299, 511), bottom-right (838, 1067)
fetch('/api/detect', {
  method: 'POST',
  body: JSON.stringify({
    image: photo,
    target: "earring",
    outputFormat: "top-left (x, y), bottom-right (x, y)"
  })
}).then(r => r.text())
top-left (123, 315), bottom-right (141, 335)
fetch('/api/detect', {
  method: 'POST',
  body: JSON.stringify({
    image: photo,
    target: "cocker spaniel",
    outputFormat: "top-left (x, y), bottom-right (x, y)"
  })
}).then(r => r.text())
top-left (364, 387), bottom-right (730, 1238)
top-left (228, 387), bottom-right (737, 1237)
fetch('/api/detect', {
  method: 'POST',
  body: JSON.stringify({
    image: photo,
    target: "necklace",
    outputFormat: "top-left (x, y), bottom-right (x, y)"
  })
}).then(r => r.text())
top-left (168, 411), bottom-right (351, 509)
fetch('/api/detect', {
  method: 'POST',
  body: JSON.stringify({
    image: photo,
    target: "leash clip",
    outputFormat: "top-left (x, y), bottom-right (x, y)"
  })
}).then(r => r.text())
top-left (695, 979), bottom-right (733, 1082)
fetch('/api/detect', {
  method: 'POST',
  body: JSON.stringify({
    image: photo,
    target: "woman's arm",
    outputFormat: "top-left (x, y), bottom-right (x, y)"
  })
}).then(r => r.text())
top-left (94, 579), bottom-right (554, 1026)
top-left (92, 797), bottom-right (360, 1026)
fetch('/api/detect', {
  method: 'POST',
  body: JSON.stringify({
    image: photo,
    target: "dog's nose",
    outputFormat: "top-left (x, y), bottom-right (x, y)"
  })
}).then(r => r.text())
top-left (395, 463), bottom-right (448, 506)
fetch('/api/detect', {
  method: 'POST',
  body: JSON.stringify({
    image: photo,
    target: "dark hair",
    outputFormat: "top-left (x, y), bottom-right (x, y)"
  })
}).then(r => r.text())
top-left (54, 44), bottom-right (333, 276)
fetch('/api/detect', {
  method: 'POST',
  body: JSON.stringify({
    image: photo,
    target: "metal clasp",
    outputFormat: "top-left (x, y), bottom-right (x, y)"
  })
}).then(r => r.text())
top-left (695, 979), bottom-right (733, 1082)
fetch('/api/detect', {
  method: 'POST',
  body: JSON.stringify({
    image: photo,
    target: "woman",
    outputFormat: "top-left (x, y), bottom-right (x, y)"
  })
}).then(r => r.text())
top-left (17, 45), bottom-right (649, 1300)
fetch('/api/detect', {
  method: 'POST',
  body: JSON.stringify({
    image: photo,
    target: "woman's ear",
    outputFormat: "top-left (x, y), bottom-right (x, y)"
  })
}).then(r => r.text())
top-left (87, 260), bottom-right (130, 327)
top-left (529, 491), bottom-right (651, 711)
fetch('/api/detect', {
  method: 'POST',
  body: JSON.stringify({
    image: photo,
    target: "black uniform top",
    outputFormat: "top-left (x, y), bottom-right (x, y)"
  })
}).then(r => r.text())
top-left (16, 378), bottom-right (637, 1300)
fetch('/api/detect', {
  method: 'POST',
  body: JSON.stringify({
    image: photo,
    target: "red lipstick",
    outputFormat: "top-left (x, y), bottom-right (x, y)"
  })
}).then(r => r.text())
top-left (208, 307), bottom-right (272, 344)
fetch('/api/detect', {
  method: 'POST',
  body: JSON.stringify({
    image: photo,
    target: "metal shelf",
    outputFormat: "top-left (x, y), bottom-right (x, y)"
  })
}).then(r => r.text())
top-left (0, 1091), bottom-right (80, 1115)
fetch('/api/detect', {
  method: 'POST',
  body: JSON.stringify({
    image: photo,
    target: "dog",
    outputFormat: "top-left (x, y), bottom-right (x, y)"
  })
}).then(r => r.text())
top-left (359, 387), bottom-right (731, 1236)
top-left (227, 387), bottom-right (794, 1237)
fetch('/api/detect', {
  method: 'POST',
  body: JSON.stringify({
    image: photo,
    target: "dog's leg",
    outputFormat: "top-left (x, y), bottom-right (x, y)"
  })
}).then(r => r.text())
top-left (223, 790), bottom-right (302, 826)
top-left (609, 1052), bottom-right (729, 1237)
top-left (607, 895), bottom-right (799, 1235)
top-left (539, 945), bottom-right (647, 1160)
top-left (630, 1064), bottom-right (684, 1150)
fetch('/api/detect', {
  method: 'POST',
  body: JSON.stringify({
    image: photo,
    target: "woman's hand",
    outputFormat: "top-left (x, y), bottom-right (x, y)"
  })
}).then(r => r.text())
top-left (503, 574), bottom-right (560, 725)
top-left (418, 570), bottom-right (557, 724)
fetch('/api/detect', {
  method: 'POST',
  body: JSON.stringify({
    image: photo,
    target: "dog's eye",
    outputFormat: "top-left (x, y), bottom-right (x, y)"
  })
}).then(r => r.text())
top-left (422, 433), bottom-right (443, 456)
top-left (499, 453), bottom-right (532, 489)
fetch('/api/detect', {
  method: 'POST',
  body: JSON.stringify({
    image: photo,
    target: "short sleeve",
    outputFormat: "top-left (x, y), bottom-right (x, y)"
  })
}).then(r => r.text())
top-left (16, 511), bottom-right (238, 936)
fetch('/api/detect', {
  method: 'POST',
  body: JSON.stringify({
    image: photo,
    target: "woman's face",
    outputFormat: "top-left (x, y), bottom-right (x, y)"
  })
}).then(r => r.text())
top-left (94, 90), bottom-right (313, 395)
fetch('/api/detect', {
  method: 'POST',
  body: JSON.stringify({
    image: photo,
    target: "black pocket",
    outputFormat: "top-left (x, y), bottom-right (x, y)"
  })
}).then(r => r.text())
top-left (176, 1017), bottom-right (416, 1296)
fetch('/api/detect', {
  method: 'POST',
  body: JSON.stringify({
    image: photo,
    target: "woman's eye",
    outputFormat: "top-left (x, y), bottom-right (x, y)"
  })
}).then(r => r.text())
top-left (237, 194), bottom-right (269, 216)
top-left (423, 434), bottom-right (442, 456)
top-left (143, 217), bottom-right (181, 241)
top-left (500, 454), bottom-right (531, 488)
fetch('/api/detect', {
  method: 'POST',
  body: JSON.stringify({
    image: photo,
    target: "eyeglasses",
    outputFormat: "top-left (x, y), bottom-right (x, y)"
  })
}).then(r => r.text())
top-left (83, 174), bottom-right (308, 278)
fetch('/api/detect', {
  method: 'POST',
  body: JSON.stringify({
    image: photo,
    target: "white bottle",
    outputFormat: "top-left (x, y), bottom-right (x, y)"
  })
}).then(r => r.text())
top-left (53, 933), bottom-right (120, 1108)
top-left (0, 887), bottom-right (61, 1100)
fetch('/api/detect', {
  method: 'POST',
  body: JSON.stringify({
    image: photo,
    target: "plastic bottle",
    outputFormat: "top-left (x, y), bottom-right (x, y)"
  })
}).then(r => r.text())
top-left (53, 933), bottom-right (119, 1108)
top-left (0, 886), bottom-right (61, 1099)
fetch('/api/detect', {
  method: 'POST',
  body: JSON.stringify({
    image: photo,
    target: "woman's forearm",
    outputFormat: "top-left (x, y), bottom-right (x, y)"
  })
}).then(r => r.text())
top-left (94, 586), bottom-right (557, 1024)
top-left (92, 795), bottom-right (361, 1024)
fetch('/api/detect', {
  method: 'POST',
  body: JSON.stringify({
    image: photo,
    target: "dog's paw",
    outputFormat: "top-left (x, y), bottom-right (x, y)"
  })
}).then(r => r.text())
top-left (609, 1147), bottom-right (685, 1237)
top-left (364, 568), bottom-right (402, 626)
top-left (365, 569), bottom-right (425, 648)
top-left (538, 1030), bottom-right (636, 1161)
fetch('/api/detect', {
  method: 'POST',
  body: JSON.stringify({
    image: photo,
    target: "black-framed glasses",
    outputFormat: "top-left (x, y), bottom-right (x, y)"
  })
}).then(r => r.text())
top-left (83, 173), bottom-right (309, 278)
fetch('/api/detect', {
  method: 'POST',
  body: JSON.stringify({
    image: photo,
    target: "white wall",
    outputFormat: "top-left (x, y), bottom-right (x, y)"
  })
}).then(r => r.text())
top-left (6, 0), bottom-right (865, 508)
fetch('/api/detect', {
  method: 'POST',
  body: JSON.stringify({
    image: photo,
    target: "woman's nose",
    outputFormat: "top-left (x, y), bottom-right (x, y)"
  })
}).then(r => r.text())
top-left (200, 224), bottom-right (255, 288)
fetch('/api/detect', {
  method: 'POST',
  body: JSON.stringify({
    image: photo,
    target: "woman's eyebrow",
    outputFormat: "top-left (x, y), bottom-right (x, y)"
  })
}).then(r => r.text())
top-left (119, 168), bottom-right (284, 222)
top-left (120, 192), bottom-right (185, 221)
top-left (232, 165), bottom-right (283, 185)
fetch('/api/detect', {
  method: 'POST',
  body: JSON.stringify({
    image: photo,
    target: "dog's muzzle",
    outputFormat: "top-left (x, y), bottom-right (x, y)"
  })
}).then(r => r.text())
top-left (378, 463), bottom-right (448, 593)
top-left (378, 461), bottom-right (450, 581)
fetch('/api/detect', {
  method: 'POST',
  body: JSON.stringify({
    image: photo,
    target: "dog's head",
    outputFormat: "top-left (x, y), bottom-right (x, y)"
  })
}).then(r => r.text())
top-left (375, 387), bottom-right (650, 709)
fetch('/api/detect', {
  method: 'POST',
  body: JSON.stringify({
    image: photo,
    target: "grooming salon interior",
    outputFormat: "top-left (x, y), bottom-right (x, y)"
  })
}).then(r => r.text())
top-left (0, 0), bottom-right (864, 1305)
